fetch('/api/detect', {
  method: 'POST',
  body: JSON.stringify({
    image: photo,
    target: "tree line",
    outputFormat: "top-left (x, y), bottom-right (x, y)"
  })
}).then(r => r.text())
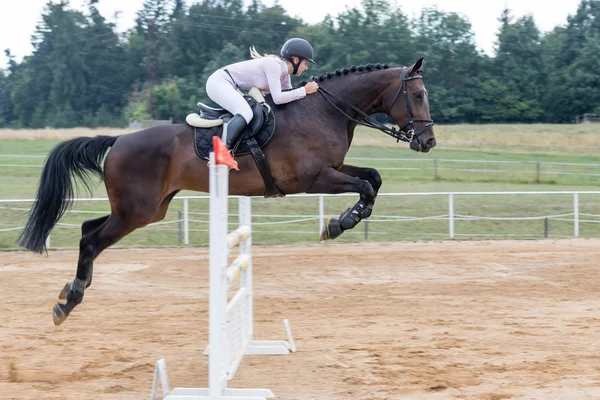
top-left (2, 0), bottom-right (600, 128)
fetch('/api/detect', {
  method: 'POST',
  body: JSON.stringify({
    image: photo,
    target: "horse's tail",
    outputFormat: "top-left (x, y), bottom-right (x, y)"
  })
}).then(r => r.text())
top-left (17, 135), bottom-right (119, 253)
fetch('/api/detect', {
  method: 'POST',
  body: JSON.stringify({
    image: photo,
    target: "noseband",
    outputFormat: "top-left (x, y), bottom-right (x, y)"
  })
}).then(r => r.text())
top-left (387, 66), bottom-right (434, 142)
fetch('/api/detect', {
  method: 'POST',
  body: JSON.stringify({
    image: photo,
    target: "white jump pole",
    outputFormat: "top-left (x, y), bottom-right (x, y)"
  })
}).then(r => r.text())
top-left (151, 145), bottom-right (295, 400)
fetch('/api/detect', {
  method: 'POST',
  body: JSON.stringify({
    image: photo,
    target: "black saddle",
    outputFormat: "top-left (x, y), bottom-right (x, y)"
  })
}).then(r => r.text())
top-left (190, 95), bottom-right (283, 198)
top-left (193, 95), bottom-right (276, 159)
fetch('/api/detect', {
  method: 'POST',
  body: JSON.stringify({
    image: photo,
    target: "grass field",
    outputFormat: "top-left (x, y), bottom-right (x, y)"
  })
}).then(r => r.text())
top-left (3, 123), bottom-right (600, 155)
top-left (1, 124), bottom-right (600, 249)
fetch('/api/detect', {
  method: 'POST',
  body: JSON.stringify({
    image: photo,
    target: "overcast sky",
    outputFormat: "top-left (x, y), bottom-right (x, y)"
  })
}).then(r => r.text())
top-left (0, 0), bottom-right (583, 67)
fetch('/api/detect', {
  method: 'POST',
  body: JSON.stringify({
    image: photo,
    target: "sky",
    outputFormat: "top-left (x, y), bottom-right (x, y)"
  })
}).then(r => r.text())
top-left (0, 0), bottom-right (584, 67)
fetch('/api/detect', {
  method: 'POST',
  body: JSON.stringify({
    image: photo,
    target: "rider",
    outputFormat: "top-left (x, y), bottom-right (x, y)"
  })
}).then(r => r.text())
top-left (205, 37), bottom-right (320, 152)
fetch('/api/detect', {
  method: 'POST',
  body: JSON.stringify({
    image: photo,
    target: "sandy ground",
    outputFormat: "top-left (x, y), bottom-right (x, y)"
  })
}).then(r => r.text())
top-left (1, 240), bottom-right (600, 400)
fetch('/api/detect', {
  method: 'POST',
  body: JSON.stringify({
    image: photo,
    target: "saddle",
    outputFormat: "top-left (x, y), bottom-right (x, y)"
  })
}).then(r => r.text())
top-left (186, 88), bottom-right (283, 198)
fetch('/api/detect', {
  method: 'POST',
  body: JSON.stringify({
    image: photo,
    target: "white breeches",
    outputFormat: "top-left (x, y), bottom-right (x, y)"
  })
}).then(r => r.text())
top-left (206, 69), bottom-right (253, 123)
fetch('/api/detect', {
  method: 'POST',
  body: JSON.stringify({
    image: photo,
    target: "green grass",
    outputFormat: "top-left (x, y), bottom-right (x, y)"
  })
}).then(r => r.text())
top-left (1, 124), bottom-right (600, 250)
top-left (352, 123), bottom-right (600, 156)
top-left (3, 138), bottom-right (600, 199)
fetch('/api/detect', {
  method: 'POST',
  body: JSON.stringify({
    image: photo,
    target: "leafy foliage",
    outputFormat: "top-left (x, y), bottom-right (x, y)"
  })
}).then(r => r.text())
top-left (1, 0), bottom-right (599, 127)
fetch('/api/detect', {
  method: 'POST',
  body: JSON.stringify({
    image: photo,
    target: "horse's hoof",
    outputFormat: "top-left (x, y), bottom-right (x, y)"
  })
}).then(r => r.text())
top-left (58, 282), bottom-right (72, 300)
top-left (320, 218), bottom-right (343, 241)
top-left (320, 218), bottom-right (332, 240)
top-left (53, 303), bottom-right (68, 326)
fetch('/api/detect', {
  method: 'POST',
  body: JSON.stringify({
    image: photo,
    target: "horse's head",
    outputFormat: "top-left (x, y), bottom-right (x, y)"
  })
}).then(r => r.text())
top-left (384, 58), bottom-right (436, 153)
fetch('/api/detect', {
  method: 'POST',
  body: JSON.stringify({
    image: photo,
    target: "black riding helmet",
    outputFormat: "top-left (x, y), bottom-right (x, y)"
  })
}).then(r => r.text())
top-left (280, 38), bottom-right (315, 74)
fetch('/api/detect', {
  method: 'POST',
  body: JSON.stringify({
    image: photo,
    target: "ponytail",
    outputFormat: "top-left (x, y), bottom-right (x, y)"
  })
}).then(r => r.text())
top-left (249, 45), bottom-right (279, 59)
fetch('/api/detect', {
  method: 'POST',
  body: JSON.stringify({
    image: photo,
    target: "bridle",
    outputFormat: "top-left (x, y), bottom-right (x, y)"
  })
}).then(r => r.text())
top-left (317, 66), bottom-right (434, 144)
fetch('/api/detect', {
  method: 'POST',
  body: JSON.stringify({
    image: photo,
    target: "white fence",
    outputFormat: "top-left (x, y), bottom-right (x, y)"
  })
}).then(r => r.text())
top-left (2, 191), bottom-right (600, 249)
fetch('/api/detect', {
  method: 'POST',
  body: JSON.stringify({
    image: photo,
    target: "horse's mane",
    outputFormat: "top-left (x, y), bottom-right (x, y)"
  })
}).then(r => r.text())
top-left (298, 63), bottom-right (393, 86)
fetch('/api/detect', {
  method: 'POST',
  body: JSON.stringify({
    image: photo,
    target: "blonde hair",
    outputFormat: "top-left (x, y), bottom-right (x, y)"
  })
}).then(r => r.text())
top-left (249, 45), bottom-right (279, 60)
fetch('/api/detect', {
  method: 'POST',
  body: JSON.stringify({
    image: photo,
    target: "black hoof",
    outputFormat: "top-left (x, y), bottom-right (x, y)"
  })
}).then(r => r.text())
top-left (53, 303), bottom-right (68, 326)
top-left (58, 282), bottom-right (72, 300)
top-left (320, 218), bottom-right (344, 241)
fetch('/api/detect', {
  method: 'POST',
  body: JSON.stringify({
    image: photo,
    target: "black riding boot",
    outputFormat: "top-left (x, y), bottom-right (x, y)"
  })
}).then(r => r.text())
top-left (225, 114), bottom-right (248, 151)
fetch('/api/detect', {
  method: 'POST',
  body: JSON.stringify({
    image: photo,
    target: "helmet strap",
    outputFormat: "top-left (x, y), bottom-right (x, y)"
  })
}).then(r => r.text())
top-left (291, 57), bottom-right (303, 75)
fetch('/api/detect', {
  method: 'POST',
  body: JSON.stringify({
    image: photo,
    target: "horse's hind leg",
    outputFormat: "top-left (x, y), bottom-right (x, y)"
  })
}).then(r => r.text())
top-left (53, 210), bottom-right (153, 326)
top-left (339, 164), bottom-right (382, 219)
top-left (305, 167), bottom-right (375, 241)
top-left (53, 191), bottom-right (179, 325)
top-left (58, 215), bottom-right (110, 300)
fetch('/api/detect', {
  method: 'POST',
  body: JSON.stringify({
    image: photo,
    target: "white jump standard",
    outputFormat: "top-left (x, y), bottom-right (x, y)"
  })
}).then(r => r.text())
top-left (151, 145), bottom-right (295, 400)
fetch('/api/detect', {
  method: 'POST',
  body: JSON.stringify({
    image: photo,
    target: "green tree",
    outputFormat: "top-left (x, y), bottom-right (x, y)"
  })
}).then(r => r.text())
top-left (557, 0), bottom-right (600, 68)
top-left (0, 64), bottom-right (14, 127)
top-left (9, 2), bottom-right (87, 127)
top-left (81, 0), bottom-right (129, 120)
top-left (545, 35), bottom-right (600, 122)
top-left (198, 42), bottom-right (245, 105)
top-left (414, 7), bottom-right (485, 122)
top-left (491, 10), bottom-right (545, 122)
top-left (133, 0), bottom-right (172, 117)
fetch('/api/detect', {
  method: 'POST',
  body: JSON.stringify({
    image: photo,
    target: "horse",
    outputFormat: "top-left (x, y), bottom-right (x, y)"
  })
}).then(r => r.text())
top-left (17, 58), bottom-right (435, 326)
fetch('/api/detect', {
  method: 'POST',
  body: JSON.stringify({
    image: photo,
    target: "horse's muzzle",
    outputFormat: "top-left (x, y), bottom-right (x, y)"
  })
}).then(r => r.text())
top-left (410, 133), bottom-right (436, 153)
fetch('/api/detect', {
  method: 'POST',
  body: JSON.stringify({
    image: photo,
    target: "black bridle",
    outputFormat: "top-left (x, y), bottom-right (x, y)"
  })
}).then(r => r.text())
top-left (317, 66), bottom-right (434, 144)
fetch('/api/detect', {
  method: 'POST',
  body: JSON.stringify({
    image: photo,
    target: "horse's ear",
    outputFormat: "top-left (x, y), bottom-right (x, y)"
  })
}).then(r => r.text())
top-left (409, 58), bottom-right (424, 76)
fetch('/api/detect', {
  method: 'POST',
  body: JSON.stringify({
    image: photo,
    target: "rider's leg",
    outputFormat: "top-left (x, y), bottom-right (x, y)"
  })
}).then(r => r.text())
top-left (223, 114), bottom-right (248, 149)
top-left (206, 70), bottom-right (253, 151)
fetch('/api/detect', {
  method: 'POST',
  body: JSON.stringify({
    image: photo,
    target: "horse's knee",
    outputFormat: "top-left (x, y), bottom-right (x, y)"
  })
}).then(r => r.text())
top-left (359, 180), bottom-right (375, 202)
top-left (369, 169), bottom-right (382, 193)
top-left (359, 179), bottom-right (376, 218)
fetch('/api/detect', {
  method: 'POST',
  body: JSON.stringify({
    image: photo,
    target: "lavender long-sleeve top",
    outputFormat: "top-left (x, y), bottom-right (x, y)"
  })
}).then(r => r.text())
top-left (224, 57), bottom-right (306, 105)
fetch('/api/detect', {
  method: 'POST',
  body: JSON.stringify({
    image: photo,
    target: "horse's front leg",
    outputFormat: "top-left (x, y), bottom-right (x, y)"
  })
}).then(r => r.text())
top-left (339, 164), bottom-right (382, 219)
top-left (305, 166), bottom-right (375, 241)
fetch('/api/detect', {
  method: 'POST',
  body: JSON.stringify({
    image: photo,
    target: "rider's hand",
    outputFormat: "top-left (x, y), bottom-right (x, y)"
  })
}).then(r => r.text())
top-left (304, 81), bottom-right (319, 95)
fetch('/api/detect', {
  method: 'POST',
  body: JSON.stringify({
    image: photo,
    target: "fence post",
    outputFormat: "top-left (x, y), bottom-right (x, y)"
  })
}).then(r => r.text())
top-left (184, 198), bottom-right (189, 245)
top-left (178, 211), bottom-right (183, 244)
top-left (449, 193), bottom-right (454, 239)
top-left (319, 195), bottom-right (324, 236)
top-left (574, 192), bottom-right (579, 238)
top-left (536, 161), bottom-right (541, 183)
top-left (433, 159), bottom-right (438, 181)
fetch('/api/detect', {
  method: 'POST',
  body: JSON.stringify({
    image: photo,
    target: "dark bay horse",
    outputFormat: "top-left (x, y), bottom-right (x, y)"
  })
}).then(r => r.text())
top-left (18, 58), bottom-right (436, 325)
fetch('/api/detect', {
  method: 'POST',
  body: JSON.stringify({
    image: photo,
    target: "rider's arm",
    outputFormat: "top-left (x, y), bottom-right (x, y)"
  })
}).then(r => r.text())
top-left (263, 59), bottom-right (306, 105)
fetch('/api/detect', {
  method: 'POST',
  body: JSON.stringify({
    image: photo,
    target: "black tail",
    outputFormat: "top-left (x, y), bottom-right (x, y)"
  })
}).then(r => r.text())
top-left (17, 135), bottom-right (118, 253)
